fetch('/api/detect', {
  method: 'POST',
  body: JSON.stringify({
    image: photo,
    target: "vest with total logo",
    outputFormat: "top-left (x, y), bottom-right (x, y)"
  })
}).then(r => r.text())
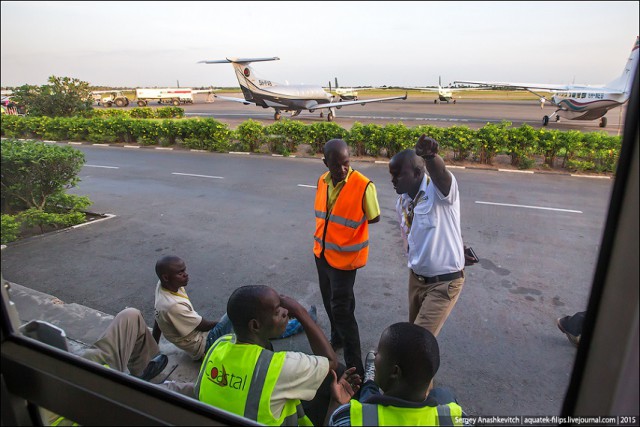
top-left (349, 399), bottom-right (464, 426)
top-left (196, 335), bottom-right (311, 426)
top-left (314, 170), bottom-right (371, 270)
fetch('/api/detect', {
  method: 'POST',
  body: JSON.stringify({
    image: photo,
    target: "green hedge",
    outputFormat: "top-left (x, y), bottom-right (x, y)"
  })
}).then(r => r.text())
top-left (0, 115), bottom-right (622, 173)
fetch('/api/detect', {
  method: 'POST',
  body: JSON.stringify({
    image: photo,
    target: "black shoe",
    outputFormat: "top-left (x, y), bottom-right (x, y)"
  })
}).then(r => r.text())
top-left (363, 351), bottom-right (376, 383)
top-left (136, 354), bottom-right (168, 381)
top-left (557, 316), bottom-right (580, 347)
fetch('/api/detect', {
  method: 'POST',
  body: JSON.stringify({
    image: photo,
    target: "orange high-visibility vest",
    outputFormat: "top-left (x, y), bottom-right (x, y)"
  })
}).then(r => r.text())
top-left (314, 170), bottom-right (371, 270)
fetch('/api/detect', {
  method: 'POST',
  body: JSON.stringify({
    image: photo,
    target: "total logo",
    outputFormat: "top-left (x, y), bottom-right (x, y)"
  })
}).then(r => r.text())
top-left (208, 364), bottom-right (248, 390)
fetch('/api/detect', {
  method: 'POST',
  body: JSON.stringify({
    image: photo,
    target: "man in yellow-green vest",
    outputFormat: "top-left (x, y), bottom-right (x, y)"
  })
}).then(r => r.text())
top-left (195, 285), bottom-right (362, 426)
top-left (313, 139), bottom-right (380, 378)
top-left (328, 322), bottom-right (464, 426)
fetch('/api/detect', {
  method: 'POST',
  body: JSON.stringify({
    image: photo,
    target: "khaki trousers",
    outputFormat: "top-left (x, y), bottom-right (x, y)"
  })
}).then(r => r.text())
top-left (408, 270), bottom-right (465, 337)
top-left (82, 307), bottom-right (159, 376)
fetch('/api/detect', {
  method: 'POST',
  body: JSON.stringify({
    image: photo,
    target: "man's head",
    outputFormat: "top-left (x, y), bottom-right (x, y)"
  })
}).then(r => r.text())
top-left (323, 139), bottom-right (350, 183)
top-left (227, 285), bottom-right (289, 341)
top-left (155, 255), bottom-right (189, 291)
top-left (389, 149), bottom-right (425, 196)
top-left (374, 322), bottom-right (440, 395)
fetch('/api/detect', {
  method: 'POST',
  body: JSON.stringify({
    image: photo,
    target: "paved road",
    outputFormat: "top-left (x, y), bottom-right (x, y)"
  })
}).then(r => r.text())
top-left (167, 93), bottom-right (627, 134)
top-left (0, 144), bottom-right (614, 416)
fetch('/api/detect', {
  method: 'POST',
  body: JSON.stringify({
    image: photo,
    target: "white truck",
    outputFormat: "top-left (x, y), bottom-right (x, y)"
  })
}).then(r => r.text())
top-left (135, 88), bottom-right (194, 107)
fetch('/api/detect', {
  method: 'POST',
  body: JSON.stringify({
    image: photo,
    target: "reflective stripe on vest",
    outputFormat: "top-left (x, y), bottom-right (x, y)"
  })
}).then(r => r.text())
top-left (351, 400), bottom-right (463, 426)
top-left (313, 170), bottom-right (371, 270)
top-left (196, 335), bottom-right (310, 426)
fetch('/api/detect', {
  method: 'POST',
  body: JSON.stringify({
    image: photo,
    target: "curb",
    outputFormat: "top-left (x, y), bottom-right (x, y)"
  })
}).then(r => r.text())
top-left (2, 138), bottom-right (614, 180)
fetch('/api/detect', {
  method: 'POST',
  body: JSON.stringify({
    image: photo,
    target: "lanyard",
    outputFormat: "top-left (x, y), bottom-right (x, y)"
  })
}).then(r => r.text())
top-left (402, 177), bottom-right (430, 234)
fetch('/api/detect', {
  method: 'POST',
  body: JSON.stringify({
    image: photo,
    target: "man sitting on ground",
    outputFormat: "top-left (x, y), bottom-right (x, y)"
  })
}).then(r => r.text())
top-left (153, 255), bottom-right (233, 361)
top-left (153, 255), bottom-right (311, 361)
top-left (194, 285), bottom-right (361, 426)
top-left (328, 322), bottom-right (464, 426)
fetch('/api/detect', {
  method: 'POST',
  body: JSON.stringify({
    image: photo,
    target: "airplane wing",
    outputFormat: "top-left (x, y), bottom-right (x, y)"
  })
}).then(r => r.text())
top-left (454, 81), bottom-right (571, 92)
top-left (213, 94), bottom-right (255, 105)
top-left (312, 93), bottom-right (408, 109)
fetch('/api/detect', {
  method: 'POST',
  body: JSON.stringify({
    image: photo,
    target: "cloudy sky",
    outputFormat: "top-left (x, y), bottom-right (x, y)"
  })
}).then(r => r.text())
top-left (1, 1), bottom-right (638, 88)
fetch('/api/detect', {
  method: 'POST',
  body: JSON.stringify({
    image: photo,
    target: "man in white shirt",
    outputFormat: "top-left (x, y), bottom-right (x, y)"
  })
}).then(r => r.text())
top-left (388, 135), bottom-right (465, 337)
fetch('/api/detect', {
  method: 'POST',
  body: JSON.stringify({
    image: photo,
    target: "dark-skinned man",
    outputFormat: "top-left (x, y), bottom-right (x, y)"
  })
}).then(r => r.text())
top-left (314, 139), bottom-right (380, 378)
top-left (388, 136), bottom-right (465, 338)
top-left (328, 322), bottom-right (464, 426)
top-left (194, 285), bottom-right (361, 426)
top-left (153, 255), bottom-right (233, 361)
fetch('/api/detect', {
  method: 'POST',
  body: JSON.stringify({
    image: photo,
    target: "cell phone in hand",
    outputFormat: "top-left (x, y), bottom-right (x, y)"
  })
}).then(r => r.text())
top-left (464, 246), bottom-right (479, 265)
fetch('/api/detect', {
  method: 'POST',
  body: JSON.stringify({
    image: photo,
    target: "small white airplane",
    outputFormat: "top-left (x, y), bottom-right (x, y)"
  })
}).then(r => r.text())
top-left (198, 57), bottom-right (407, 121)
top-left (454, 36), bottom-right (639, 127)
top-left (326, 78), bottom-right (359, 101)
top-left (411, 76), bottom-right (488, 104)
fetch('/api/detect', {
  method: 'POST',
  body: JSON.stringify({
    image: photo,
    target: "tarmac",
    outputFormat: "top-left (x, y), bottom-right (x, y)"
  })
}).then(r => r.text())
top-left (6, 280), bottom-right (203, 388)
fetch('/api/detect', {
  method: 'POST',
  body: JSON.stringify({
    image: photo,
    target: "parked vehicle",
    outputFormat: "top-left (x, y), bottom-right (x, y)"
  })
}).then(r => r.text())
top-left (135, 88), bottom-right (194, 107)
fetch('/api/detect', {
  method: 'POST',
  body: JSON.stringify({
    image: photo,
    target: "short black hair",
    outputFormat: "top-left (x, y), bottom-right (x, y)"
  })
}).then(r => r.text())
top-left (384, 322), bottom-right (440, 386)
top-left (391, 149), bottom-right (426, 175)
top-left (323, 139), bottom-right (349, 162)
top-left (227, 285), bottom-right (272, 332)
top-left (155, 255), bottom-right (183, 280)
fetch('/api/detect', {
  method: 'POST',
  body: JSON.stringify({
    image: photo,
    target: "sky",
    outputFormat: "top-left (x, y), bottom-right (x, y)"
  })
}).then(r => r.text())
top-left (1, 1), bottom-right (638, 89)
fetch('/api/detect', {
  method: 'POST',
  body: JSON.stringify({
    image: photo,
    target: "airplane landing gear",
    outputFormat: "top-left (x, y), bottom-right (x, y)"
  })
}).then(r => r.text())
top-left (453, 100), bottom-right (457, 104)
top-left (434, 99), bottom-right (438, 104)
top-left (320, 112), bottom-right (324, 118)
top-left (542, 115), bottom-right (550, 126)
top-left (274, 111), bottom-right (281, 121)
top-left (555, 115), bottom-right (560, 122)
top-left (599, 117), bottom-right (607, 128)
top-left (291, 110), bottom-right (301, 117)
top-left (327, 111), bottom-right (334, 122)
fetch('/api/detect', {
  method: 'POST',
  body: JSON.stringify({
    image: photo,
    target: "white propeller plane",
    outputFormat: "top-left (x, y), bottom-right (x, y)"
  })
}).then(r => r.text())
top-left (454, 36), bottom-right (639, 128)
top-left (198, 57), bottom-right (407, 121)
top-left (411, 76), bottom-right (487, 104)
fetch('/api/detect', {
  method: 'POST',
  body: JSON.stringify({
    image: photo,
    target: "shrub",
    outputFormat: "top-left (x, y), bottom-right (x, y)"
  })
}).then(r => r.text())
top-left (475, 121), bottom-right (511, 165)
top-left (507, 124), bottom-right (538, 168)
top-left (307, 122), bottom-right (347, 154)
top-left (441, 126), bottom-right (475, 161)
top-left (1, 214), bottom-right (20, 244)
top-left (1, 139), bottom-right (87, 212)
top-left (234, 119), bottom-right (265, 152)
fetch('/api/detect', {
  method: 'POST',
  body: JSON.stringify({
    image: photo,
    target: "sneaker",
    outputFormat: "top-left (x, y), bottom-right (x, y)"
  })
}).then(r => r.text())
top-left (557, 316), bottom-right (580, 347)
top-left (136, 353), bottom-right (168, 381)
top-left (363, 351), bottom-right (376, 383)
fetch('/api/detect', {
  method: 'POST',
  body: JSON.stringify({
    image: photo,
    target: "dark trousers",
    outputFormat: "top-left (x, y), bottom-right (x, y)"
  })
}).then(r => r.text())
top-left (315, 255), bottom-right (364, 376)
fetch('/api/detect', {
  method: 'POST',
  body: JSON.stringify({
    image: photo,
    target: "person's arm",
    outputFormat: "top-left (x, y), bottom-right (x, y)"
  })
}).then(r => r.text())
top-left (415, 134), bottom-right (452, 197)
top-left (280, 295), bottom-right (339, 371)
top-left (324, 368), bottom-right (361, 425)
top-left (152, 320), bottom-right (162, 343)
top-left (363, 182), bottom-right (381, 224)
top-left (194, 317), bottom-right (218, 332)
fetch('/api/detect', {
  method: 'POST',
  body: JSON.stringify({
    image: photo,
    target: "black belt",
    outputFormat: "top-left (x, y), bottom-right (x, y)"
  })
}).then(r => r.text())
top-left (412, 269), bottom-right (464, 284)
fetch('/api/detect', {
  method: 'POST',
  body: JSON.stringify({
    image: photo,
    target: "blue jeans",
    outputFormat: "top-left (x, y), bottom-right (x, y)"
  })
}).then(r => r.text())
top-left (204, 313), bottom-right (234, 351)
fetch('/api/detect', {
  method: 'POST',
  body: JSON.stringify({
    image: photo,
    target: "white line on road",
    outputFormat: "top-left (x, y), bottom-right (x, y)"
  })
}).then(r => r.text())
top-left (85, 165), bottom-right (120, 169)
top-left (297, 184), bottom-right (317, 189)
top-left (475, 201), bottom-right (582, 213)
top-left (172, 172), bottom-right (224, 179)
top-left (72, 213), bottom-right (116, 229)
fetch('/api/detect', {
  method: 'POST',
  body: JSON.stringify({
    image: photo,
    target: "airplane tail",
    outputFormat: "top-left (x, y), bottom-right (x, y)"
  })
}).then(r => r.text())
top-left (605, 36), bottom-right (639, 95)
top-left (199, 57), bottom-right (280, 101)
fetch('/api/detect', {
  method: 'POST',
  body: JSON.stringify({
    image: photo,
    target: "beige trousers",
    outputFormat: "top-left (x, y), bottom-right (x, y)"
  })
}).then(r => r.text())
top-left (82, 307), bottom-right (159, 376)
top-left (408, 270), bottom-right (465, 337)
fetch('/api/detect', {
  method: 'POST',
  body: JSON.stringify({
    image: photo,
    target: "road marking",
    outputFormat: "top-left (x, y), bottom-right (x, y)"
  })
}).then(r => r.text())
top-left (570, 174), bottom-right (610, 179)
top-left (85, 164), bottom-right (120, 169)
top-left (229, 151), bottom-right (250, 155)
top-left (155, 147), bottom-right (174, 150)
top-left (297, 184), bottom-right (317, 189)
top-left (172, 172), bottom-right (223, 179)
top-left (72, 213), bottom-right (116, 229)
top-left (475, 201), bottom-right (582, 213)
top-left (68, 142), bottom-right (83, 145)
top-left (498, 169), bottom-right (534, 174)
top-left (124, 145), bottom-right (140, 149)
